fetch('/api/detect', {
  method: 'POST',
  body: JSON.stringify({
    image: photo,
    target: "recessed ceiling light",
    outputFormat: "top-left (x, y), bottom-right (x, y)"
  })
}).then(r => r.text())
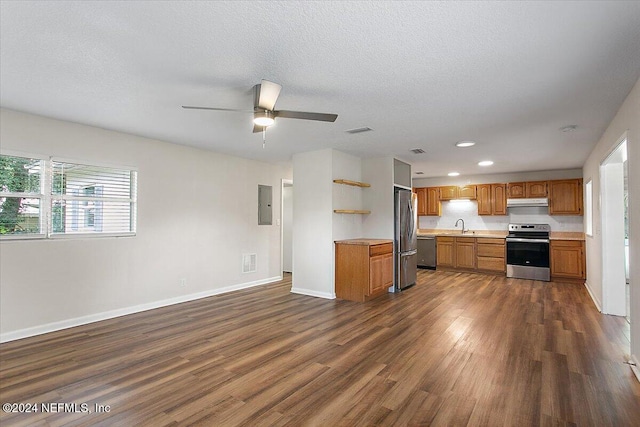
top-left (448, 172), bottom-right (460, 177)
top-left (478, 160), bottom-right (494, 166)
top-left (560, 125), bottom-right (577, 132)
top-left (456, 141), bottom-right (476, 148)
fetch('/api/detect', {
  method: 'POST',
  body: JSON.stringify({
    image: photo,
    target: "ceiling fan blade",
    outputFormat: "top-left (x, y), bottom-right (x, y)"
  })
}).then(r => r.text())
top-left (253, 123), bottom-right (266, 133)
top-left (275, 110), bottom-right (338, 122)
top-left (182, 106), bottom-right (253, 112)
top-left (255, 80), bottom-right (282, 111)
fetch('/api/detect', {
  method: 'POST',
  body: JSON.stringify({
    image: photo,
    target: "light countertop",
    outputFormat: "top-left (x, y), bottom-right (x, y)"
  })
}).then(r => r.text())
top-left (418, 229), bottom-right (585, 241)
top-left (335, 238), bottom-right (393, 246)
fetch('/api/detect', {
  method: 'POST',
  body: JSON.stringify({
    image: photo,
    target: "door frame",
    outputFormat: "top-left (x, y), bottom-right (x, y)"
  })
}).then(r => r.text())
top-left (280, 178), bottom-right (293, 277)
top-left (599, 133), bottom-right (628, 316)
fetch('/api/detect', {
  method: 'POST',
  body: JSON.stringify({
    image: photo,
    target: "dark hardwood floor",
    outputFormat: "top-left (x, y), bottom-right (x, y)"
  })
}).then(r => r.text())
top-left (1, 270), bottom-right (639, 426)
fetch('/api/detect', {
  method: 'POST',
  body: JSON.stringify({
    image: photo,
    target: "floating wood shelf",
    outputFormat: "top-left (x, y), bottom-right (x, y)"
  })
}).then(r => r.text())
top-left (333, 179), bottom-right (371, 188)
top-left (333, 209), bottom-right (371, 214)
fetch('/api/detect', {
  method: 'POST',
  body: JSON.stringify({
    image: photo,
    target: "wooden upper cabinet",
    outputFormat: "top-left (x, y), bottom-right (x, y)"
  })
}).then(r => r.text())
top-left (526, 181), bottom-right (548, 197)
top-left (458, 185), bottom-right (477, 199)
top-left (477, 184), bottom-right (492, 215)
top-left (492, 184), bottom-right (507, 215)
top-left (477, 183), bottom-right (507, 216)
top-left (508, 181), bottom-right (547, 198)
top-left (549, 179), bottom-right (583, 215)
top-left (425, 187), bottom-right (441, 216)
top-left (439, 186), bottom-right (458, 200)
top-left (507, 182), bottom-right (526, 198)
top-left (415, 188), bottom-right (427, 216)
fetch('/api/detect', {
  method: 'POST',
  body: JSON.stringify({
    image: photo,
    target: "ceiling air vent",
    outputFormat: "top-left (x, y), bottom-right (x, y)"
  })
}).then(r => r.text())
top-left (415, 171), bottom-right (424, 175)
top-left (410, 148), bottom-right (425, 154)
top-left (345, 127), bottom-right (373, 134)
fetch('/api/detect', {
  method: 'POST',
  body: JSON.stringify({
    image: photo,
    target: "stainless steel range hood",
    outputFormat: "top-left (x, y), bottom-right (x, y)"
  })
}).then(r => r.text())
top-left (506, 198), bottom-right (549, 207)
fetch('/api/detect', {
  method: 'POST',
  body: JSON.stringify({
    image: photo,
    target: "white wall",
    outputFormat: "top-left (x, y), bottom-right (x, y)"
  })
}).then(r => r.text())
top-left (362, 157), bottom-right (394, 239)
top-left (0, 109), bottom-right (291, 341)
top-left (291, 149), bottom-right (334, 298)
top-left (332, 150), bottom-right (364, 242)
top-left (412, 169), bottom-right (582, 188)
top-left (582, 76), bottom-right (640, 364)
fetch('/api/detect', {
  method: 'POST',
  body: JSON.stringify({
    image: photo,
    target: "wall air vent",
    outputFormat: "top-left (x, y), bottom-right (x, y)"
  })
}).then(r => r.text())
top-left (410, 148), bottom-right (425, 154)
top-left (415, 171), bottom-right (424, 175)
top-left (345, 127), bottom-right (373, 134)
top-left (242, 253), bottom-right (257, 273)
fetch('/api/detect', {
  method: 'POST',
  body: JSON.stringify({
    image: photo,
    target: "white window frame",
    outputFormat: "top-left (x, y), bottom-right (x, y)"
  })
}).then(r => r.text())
top-left (0, 151), bottom-right (137, 240)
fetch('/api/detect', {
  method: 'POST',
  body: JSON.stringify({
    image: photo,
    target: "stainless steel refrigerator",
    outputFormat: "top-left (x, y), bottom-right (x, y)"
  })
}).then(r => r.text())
top-left (394, 188), bottom-right (418, 291)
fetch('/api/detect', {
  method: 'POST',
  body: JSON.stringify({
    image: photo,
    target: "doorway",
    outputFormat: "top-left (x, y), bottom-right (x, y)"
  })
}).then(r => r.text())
top-left (600, 136), bottom-right (629, 319)
top-left (281, 179), bottom-right (293, 275)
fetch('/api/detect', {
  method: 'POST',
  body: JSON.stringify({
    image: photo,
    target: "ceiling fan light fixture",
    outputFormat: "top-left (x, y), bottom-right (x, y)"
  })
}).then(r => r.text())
top-left (253, 111), bottom-right (275, 127)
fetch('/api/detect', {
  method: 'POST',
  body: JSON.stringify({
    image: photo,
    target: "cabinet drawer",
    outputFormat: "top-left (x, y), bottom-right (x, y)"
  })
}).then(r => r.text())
top-left (476, 238), bottom-right (505, 245)
top-left (370, 243), bottom-right (393, 257)
top-left (456, 237), bottom-right (476, 244)
top-left (437, 236), bottom-right (454, 243)
top-left (477, 244), bottom-right (505, 258)
top-left (477, 257), bottom-right (505, 272)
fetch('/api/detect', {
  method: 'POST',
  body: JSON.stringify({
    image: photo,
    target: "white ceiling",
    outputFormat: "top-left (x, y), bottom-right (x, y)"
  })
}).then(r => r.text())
top-left (1, 1), bottom-right (639, 177)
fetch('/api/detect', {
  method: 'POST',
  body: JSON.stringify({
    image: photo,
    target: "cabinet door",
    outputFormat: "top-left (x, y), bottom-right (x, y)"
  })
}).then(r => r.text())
top-left (426, 187), bottom-right (441, 216)
top-left (415, 188), bottom-right (427, 216)
top-left (549, 179), bottom-right (583, 215)
top-left (492, 184), bottom-right (507, 215)
top-left (550, 240), bottom-right (585, 279)
top-left (507, 182), bottom-right (525, 198)
top-left (436, 238), bottom-right (455, 267)
top-left (370, 253), bottom-right (393, 295)
top-left (477, 184), bottom-right (492, 215)
top-left (458, 185), bottom-right (477, 199)
top-left (455, 238), bottom-right (476, 269)
top-left (439, 186), bottom-right (458, 200)
top-left (526, 181), bottom-right (548, 197)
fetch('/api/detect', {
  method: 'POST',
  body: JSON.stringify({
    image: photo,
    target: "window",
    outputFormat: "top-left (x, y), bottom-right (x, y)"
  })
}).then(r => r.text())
top-left (585, 179), bottom-right (593, 236)
top-left (0, 153), bottom-right (136, 239)
top-left (0, 154), bottom-right (45, 237)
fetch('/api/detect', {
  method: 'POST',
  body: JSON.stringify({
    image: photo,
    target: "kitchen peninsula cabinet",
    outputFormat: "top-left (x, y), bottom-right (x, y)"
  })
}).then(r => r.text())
top-left (335, 239), bottom-right (393, 302)
top-left (550, 240), bottom-right (585, 281)
top-left (549, 179), bottom-right (583, 215)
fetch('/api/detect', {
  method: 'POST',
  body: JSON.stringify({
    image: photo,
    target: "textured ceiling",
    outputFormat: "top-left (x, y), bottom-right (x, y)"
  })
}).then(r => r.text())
top-left (1, 1), bottom-right (639, 177)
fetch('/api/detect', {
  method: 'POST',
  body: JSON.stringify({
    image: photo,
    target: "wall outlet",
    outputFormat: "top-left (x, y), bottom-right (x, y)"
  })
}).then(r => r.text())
top-left (179, 278), bottom-right (187, 288)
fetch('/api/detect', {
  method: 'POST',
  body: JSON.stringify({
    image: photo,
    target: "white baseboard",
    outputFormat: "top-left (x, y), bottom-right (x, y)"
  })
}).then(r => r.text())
top-left (631, 355), bottom-right (640, 384)
top-left (290, 287), bottom-right (336, 300)
top-left (0, 276), bottom-right (282, 343)
top-left (584, 281), bottom-right (602, 312)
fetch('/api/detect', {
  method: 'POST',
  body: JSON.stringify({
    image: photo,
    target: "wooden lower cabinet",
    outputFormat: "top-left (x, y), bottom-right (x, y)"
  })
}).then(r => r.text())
top-left (550, 240), bottom-right (585, 281)
top-left (335, 241), bottom-right (393, 302)
top-left (455, 237), bottom-right (476, 269)
top-left (476, 238), bottom-right (506, 273)
top-left (437, 236), bottom-right (506, 275)
top-left (436, 237), bottom-right (454, 267)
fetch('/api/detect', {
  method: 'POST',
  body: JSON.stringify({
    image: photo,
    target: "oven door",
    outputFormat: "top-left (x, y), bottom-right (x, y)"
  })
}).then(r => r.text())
top-left (506, 238), bottom-right (550, 268)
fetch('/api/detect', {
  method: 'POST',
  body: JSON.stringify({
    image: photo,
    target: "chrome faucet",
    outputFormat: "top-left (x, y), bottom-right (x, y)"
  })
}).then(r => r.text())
top-left (455, 218), bottom-right (466, 234)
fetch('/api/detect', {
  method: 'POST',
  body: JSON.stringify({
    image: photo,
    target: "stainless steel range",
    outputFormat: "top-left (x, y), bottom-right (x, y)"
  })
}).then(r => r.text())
top-left (506, 223), bottom-right (551, 281)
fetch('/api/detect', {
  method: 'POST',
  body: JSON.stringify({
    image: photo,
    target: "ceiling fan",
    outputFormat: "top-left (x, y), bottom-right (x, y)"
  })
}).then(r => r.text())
top-left (182, 79), bottom-right (338, 134)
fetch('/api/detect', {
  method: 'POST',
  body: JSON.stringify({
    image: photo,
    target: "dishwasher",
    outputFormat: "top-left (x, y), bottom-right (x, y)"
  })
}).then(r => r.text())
top-left (417, 236), bottom-right (436, 269)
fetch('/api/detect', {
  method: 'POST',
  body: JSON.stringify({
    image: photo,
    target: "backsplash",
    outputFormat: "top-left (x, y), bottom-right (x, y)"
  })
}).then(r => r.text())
top-left (418, 200), bottom-right (584, 232)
